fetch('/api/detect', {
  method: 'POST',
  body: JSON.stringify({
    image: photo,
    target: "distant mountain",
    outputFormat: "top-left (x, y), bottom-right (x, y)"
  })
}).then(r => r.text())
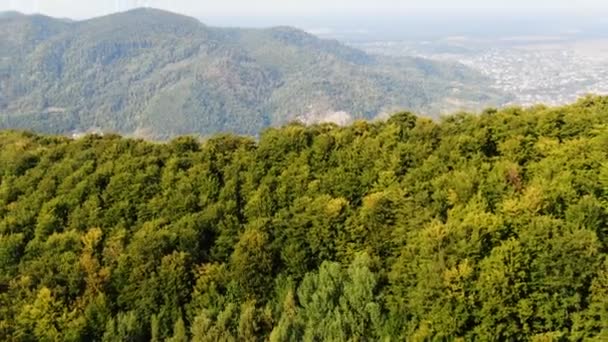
top-left (0, 9), bottom-right (506, 139)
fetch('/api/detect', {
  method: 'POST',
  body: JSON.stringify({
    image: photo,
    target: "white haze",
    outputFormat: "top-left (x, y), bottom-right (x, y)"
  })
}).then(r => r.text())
top-left (1, 0), bottom-right (607, 19)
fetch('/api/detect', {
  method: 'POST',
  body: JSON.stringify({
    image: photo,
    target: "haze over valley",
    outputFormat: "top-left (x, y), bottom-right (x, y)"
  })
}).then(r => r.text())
top-left (334, 14), bottom-right (608, 107)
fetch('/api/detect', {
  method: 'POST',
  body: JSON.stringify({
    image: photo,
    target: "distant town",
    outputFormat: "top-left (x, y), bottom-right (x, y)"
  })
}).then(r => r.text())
top-left (356, 38), bottom-right (608, 107)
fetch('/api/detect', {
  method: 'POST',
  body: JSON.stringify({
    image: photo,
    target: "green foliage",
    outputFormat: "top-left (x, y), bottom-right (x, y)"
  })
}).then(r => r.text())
top-left (167, 317), bottom-right (188, 342)
top-left (1, 97), bottom-right (608, 340)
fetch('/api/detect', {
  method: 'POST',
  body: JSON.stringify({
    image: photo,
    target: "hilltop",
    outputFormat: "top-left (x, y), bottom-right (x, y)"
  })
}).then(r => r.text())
top-left (0, 8), bottom-right (506, 139)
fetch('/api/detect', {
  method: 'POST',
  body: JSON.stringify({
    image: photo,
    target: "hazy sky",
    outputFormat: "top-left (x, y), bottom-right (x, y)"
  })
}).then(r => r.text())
top-left (1, 0), bottom-right (607, 18)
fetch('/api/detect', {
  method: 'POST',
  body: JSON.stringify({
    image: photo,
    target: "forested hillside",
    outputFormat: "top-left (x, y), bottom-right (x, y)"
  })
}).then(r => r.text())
top-left (1, 97), bottom-right (608, 340)
top-left (0, 9), bottom-right (505, 139)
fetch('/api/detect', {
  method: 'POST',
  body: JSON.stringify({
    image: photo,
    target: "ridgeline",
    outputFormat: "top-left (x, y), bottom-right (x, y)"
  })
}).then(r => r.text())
top-left (0, 8), bottom-right (505, 139)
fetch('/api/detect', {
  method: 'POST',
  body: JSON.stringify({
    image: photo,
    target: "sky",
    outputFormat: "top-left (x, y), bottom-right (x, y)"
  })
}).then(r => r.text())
top-left (1, 0), bottom-right (607, 19)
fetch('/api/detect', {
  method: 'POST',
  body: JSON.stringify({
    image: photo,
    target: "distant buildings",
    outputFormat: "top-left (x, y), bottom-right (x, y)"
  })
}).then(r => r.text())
top-left (356, 40), bottom-right (608, 108)
top-left (461, 48), bottom-right (608, 106)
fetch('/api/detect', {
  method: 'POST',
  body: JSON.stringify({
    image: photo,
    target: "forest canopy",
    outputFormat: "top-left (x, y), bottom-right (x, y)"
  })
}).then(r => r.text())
top-left (1, 96), bottom-right (608, 340)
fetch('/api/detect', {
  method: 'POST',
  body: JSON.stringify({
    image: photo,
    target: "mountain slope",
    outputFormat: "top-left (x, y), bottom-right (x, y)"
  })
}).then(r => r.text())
top-left (0, 9), bottom-right (506, 138)
top-left (1, 97), bottom-right (607, 340)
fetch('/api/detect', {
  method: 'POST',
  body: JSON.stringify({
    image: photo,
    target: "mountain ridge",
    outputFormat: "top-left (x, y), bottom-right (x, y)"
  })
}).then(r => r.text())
top-left (0, 8), bottom-right (507, 139)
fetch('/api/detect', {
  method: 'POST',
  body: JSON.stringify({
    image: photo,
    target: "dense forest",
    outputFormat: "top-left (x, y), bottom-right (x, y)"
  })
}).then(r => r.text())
top-left (1, 96), bottom-right (608, 341)
top-left (0, 9), bottom-right (505, 139)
